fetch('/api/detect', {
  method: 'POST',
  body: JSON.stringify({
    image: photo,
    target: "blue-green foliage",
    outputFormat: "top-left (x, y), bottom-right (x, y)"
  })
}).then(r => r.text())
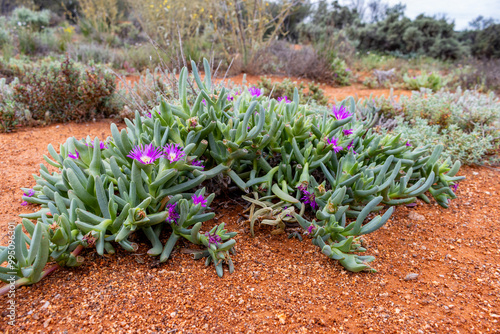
top-left (1, 59), bottom-right (463, 290)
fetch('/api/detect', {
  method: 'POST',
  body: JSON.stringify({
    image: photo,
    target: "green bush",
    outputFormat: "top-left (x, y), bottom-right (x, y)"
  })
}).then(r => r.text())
top-left (257, 76), bottom-right (329, 105)
top-left (393, 117), bottom-right (498, 165)
top-left (0, 56), bottom-right (34, 78)
top-left (362, 76), bottom-right (380, 88)
top-left (10, 7), bottom-right (51, 31)
top-left (398, 88), bottom-right (499, 131)
top-left (117, 67), bottom-right (177, 114)
top-left (1, 60), bottom-right (463, 294)
top-left (448, 59), bottom-right (500, 94)
top-left (68, 42), bottom-right (125, 67)
top-left (403, 72), bottom-right (447, 92)
top-left (471, 23), bottom-right (500, 59)
top-left (17, 28), bottom-right (58, 55)
top-left (372, 88), bottom-right (500, 164)
top-left (356, 13), bottom-right (466, 60)
top-left (126, 44), bottom-right (167, 72)
top-left (0, 26), bottom-right (11, 47)
top-left (13, 57), bottom-right (121, 123)
top-left (331, 57), bottom-right (352, 86)
top-left (0, 78), bottom-right (20, 132)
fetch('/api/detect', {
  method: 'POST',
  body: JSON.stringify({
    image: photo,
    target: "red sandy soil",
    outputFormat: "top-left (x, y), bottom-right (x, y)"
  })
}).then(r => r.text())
top-left (0, 104), bottom-right (499, 333)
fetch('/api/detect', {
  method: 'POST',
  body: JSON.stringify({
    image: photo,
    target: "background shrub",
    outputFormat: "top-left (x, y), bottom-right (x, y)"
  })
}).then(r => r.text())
top-left (371, 87), bottom-right (500, 164)
top-left (392, 117), bottom-right (498, 165)
top-left (257, 76), bottom-right (329, 105)
top-left (244, 42), bottom-right (333, 82)
top-left (9, 7), bottom-right (51, 31)
top-left (0, 77), bottom-right (20, 132)
top-left (331, 57), bottom-right (352, 86)
top-left (12, 56), bottom-right (121, 123)
top-left (402, 72), bottom-right (447, 92)
top-left (449, 59), bottom-right (500, 94)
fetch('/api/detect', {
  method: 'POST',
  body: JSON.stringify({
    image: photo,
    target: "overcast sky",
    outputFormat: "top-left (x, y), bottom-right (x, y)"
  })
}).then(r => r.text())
top-left (340, 0), bottom-right (500, 30)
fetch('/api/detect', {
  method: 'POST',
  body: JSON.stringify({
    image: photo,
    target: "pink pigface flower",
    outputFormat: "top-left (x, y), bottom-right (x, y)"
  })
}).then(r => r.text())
top-left (163, 143), bottom-right (186, 163)
top-left (332, 105), bottom-right (352, 120)
top-left (21, 188), bottom-right (35, 206)
top-left (127, 143), bottom-right (165, 165)
top-left (191, 159), bottom-right (205, 170)
top-left (346, 140), bottom-right (356, 154)
top-left (327, 137), bottom-right (343, 153)
top-left (205, 231), bottom-right (222, 246)
top-left (165, 203), bottom-right (180, 225)
top-left (301, 190), bottom-right (318, 211)
top-left (277, 96), bottom-right (290, 103)
top-left (306, 225), bottom-right (315, 234)
top-left (191, 194), bottom-right (208, 208)
top-left (248, 87), bottom-right (262, 97)
top-left (297, 183), bottom-right (308, 192)
top-left (85, 141), bottom-right (108, 149)
top-left (68, 150), bottom-right (80, 159)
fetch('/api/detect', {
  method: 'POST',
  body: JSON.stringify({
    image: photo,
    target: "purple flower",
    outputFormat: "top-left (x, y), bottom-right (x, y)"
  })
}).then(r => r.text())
top-left (345, 68), bottom-right (351, 72)
top-left (163, 143), bottom-right (185, 163)
top-left (297, 183), bottom-right (308, 192)
top-left (202, 99), bottom-right (207, 106)
top-left (205, 231), bottom-right (222, 247)
top-left (68, 150), bottom-right (79, 159)
top-left (248, 87), bottom-right (262, 97)
top-left (21, 188), bottom-right (35, 206)
top-left (127, 143), bottom-right (164, 165)
top-left (306, 225), bottom-right (315, 234)
top-left (301, 190), bottom-right (318, 211)
top-left (327, 137), bottom-right (343, 153)
top-left (451, 183), bottom-right (459, 192)
top-left (277, 96), bottom-right (290, 103)
top-left (146, 110), bottom-right (160, 118)
top-left (165, 203), bottom-right (179, 225)
top-left (343, 129), bottom-right (353, 136)
top-left (227, 95), bottom-right (234, 102)
top-left (406, 140), bottom-right (411, 147)
top-left (332, 105), bottom-right (352, 120)
top-left (85, 141), bottom-right (108, 150)
top-left (192, 194), bottom-right (207, 208)
top-left (191, 159), bottom-right (205, 170)
top-left (346, 140), bottom-right (357, 154)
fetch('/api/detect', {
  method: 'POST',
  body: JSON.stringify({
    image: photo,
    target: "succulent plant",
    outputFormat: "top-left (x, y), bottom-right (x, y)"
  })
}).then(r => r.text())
top-left (1, 59), bottom-right (464, 295)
